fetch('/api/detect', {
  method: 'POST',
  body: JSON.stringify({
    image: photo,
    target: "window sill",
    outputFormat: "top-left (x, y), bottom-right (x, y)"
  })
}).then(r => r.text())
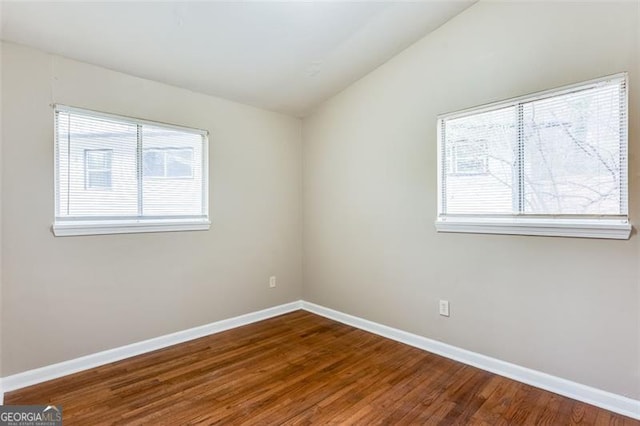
top-left (52, 218), bottom-right (211, 237)
top-left (435, 218), bottom-right (632, 240)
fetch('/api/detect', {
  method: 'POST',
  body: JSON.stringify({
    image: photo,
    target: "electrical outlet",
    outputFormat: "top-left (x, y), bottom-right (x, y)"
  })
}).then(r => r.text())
top-left (439, 300), bottom-right (450, 317)
top-left (269, 276), bottom-right (276, 288)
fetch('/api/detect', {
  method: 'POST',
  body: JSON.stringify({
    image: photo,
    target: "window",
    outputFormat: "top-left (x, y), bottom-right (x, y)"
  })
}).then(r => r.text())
top-left (436, 74), bottom-right (630, 239)
top-left (54, 105), bottom-right (209, 236)
top-left (85, 149), bottom-right (112, 189)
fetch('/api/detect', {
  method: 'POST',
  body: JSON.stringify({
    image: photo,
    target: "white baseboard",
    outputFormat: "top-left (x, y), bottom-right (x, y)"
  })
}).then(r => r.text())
top-left (1, 301), bottom-right (302, 395)
top-left (1, 299), bottom-right (638, 420)
top-left (301, 301), bottom-right (640, 420)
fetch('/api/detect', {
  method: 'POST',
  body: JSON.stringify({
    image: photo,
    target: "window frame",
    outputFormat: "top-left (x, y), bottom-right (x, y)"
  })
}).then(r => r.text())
top-left (436, 73), bottom-right (631, 240)
top-left (53, 105), bottom-right (210, 237)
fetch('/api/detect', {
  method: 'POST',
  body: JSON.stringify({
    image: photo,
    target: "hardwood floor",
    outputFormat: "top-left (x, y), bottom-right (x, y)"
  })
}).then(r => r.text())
top-left (5, 311), bottom-right (638, 425)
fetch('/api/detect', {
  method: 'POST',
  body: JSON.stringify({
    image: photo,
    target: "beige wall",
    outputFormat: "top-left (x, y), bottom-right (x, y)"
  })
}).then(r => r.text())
top-left (303, 1), bottom-right (640, 399)
top-left (1, 0), bottom-right (639, 403)
top-left (1, 42), bottom-right (302, 376)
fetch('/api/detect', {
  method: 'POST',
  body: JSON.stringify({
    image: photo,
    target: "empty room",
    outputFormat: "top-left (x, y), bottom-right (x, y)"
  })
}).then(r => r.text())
top-left (0, 0), bottom-right (638, 424)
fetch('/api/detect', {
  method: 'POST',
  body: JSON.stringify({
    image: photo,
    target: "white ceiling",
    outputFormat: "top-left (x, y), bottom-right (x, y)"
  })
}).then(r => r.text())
top-left (1, 1), bottom-right (474, 116)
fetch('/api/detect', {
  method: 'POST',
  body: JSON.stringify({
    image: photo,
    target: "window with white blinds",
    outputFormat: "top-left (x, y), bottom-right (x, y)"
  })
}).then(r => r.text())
top-left (436, 74), bottom-right (630, 239)
top-left (53, 105), bottom-right (209, 236)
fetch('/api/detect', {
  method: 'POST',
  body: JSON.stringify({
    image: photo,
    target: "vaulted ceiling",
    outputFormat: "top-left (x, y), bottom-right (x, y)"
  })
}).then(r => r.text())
top-left (1, 1), bottom-right (475, 116)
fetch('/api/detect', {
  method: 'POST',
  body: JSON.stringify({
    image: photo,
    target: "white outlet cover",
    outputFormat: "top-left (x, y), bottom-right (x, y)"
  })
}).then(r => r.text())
top-left (439, 300), bottom-right (450, 317)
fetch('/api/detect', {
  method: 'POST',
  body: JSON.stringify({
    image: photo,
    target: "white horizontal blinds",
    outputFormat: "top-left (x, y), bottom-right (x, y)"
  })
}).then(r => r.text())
top-left (442, 106), bottom-right (517, 215)
top-left (55, 106), bottom-right (207, 223)
top-left (522, 78), bottom-right (626, 215)
top-left (142, 125), bottom-right (205, 217)
top-left (56, 110), bottom-right (139, 218)
top-left (439, 74), bottom-right (627, 220)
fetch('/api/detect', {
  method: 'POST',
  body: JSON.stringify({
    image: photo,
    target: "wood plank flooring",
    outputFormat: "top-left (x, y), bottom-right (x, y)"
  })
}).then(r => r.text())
top-left (5, 311), bottom-right (638, 425)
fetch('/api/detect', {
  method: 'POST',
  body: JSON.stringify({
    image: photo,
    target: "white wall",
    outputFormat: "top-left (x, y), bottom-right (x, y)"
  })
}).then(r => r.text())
top-left (1, 41), bottom-right (302, 376)
top-left (303, 1), bottom-right (639, 399)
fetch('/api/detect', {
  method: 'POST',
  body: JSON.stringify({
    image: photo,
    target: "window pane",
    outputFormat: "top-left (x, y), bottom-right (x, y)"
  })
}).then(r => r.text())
top-left (57, 112), bottom-right (138, 217)
top-left (522, 85), bottom-right (623, 215)
top-left (85, 149), bottom-right (113, 189)
top-left (166, 149), bottom-right (193, 178)
top-left (86, 149), bottom-right (111, 170)
top-left (443, 107), bottom-right (516, 215)
top-left (143, 150), bottom-right (165, 177)
top-left (452, 140), bottom-right (488, 175)
top-left (87, 170), bottom-right (112, 189)
top-left (142, 126), bottom-right (204, 216)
